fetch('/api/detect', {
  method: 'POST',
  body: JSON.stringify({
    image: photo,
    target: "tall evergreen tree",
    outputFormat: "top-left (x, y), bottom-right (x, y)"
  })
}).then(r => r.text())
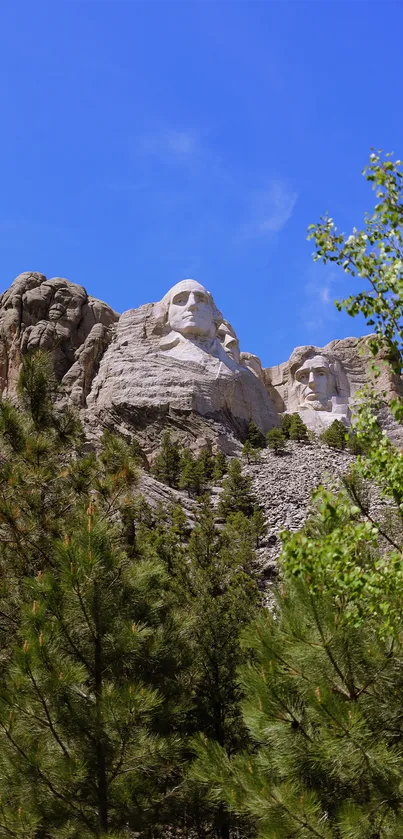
top-left (212, 451), bottom-right (227, 481)
top-left (266, 427), bottom-right (286, 455)
top-left (0, 506), bottom-right (186, 838)
top-left (289, 413), bottom-right (309, 442)
top-left (245, 421), bottom-right (266, 450)
top-left (321, 418), bottom-right (348, 449)
top-left (242, 439), bottom-right (260, 464)
top-left (152, 432), bottom-right (181, 488)
top-left (193, 569), bottom-right (403, 839)
top-left (185, 498), bottom-right (261, 839)
top-left (0, 353), bottom-right (190, 837)
top-left (179, 449), bottom-right (204, 497)
top-left (218, 460), bottom-right (256, 519)
top-left (198, 440), bottom-right (215, 482)
top-left (280, 413), bottom-right (293, 439)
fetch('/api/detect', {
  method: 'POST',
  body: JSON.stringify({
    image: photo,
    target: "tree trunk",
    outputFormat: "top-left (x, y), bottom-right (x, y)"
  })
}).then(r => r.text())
top-left (94, 583), bottom-right (108, 835)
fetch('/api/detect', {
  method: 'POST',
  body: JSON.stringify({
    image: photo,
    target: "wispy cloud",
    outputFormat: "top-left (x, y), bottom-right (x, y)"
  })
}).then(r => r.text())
top-left (165, 130), bottom-right (196, 156)
top-left (301, 267), bottom-right (339, 332)
top-left (138, 129), bottom-right (198, 163)
top-left (242, 179), bottom-right (298, 237)
top-left (134, 130), bottom-right (298, 244)
top-left (319, 285), bottom-right (332, 305)
top-left (257, 180), bottom-right (298, 233)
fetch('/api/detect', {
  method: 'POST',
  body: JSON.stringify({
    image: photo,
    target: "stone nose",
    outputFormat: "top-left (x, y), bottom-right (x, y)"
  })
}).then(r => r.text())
top-left (187, 293), bottom-right (198, 310)
top-left (308, 372), bottom-right (317, 388)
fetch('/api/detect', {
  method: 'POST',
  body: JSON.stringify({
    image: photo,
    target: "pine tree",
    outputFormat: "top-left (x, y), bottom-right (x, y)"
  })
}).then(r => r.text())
top-left (347, 431), bottom-right (367, 455)
top-left (289, 412), bottom-right (309, 442)
top-left (218, 459), bottom-right (256, 519)
top-left (0, 504), bottom-right (187, 837)
top-left (242, 439), bottom-right (260, 464)
top-left (266, 427), bottom-right (286, 455)
top-left (152, 432), bottom-right (181, 488)
top-left (193, 152), bottom-right (403, 839)
top-left (245, 421), bottom-right (266, 449)
top-left (185, 498), bottom-right (261, 839)
top-left (0, 352), bottom-right (190, 837)
top-left (179, 449), bottom-right (204, 497)
top-left (280, 413), bottom-right (293, 439)
top-left (250, 504), bottom-right (267, 548)
top-left (321, 418), bottom-right (348, 449)
top-left (193, 570), bottom-right (403, 839)
top-left (212, 451), bottom-right (227, 481)
top-left (0, 352), bottom-right (90, 673)
top-left (198, 440), bottom-right (215, 482)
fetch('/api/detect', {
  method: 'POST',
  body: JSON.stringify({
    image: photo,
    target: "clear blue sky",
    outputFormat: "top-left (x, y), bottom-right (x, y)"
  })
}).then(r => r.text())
top-left (1, 0), bottom-right (402, 365)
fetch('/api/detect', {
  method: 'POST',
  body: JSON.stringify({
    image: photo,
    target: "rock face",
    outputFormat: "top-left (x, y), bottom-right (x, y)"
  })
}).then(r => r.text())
top-left (0, 274), bottom-right (279, 450)
top-left (1, 272), bottom-right (402, 450)
top-left (243, 441), bottom-right (355, 576)
top-left (0, 272), bottom-right (118, 402)
top-left (86, 291), bottom-right (278, 442)
top-left (265, 337), bottom-right (403, 433)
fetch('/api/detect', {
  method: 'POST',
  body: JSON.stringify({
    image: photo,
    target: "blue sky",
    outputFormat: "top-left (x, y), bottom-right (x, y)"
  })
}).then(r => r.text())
top-left (1, 0), bottom-right (402, 365)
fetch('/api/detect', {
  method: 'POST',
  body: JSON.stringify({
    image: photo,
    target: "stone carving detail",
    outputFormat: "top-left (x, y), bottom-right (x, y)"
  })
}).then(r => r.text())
top-left (0, 272), bottom-right (118, 399)
top-left (240, 352), bottom-right (264, 381)
top-left (218, 320), bottom-right (241, 365)
top-left (265, 344), bottom-right (351, 431)
top-left (86, 279), bottom-right (278, 437)
top-left (3, 272), bottom-right (402, 445)
top-left (265, 337), bottom-right (403, 433)
top-left (153, 279), bottom-right (243, 371)
top-left (288, 347), bottom-right (350, 429)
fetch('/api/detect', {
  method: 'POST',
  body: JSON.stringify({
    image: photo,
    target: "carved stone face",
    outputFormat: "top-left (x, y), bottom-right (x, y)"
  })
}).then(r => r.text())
top-left (294, 355), bottom-right (335, 411)
top-left (48, 286), bottom-right (84, 327)
top-left (217, 321), bottom-right (240, 364)
top-left (168, 280), bottom-right (215, 339)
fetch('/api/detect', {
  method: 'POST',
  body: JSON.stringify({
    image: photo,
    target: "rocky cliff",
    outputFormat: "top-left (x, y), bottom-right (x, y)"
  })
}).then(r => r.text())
top-left (1, 270), bottom-right (402, 459)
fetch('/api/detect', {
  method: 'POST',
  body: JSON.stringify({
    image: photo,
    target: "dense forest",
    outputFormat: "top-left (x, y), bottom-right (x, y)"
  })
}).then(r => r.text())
top-left (0, 153), bottom-right (403, 839)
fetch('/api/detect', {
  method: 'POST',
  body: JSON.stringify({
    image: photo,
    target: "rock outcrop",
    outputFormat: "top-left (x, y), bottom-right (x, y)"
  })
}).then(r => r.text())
top-left (85, 299), bottom-right (278, 445)
top-left (265, 336), bottom-right (403, 435)
top-left (0, 272), bottom-right (118, 400)
top-left (0, 274), bottom-right (279, 448)
top-left (1, 272), bottom-right (403, 451)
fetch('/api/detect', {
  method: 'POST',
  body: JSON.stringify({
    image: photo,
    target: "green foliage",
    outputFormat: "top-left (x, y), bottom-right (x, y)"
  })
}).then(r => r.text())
top-left (308, 150), bottom-right (403, 397)
top-left (250, 504), bottom-right (267, 548)
top-left (266, 427), bottom-right (286, 454)
top-left (193, 152), bottom-right (403, 838)
top-left (212, 450), bottom-right (227, 481)
top-left (347, 431), bottom-right (367, 455)
top-left (245, 421), bottom-right (266, 449)
top-left (280, 413), bottom-right (293, 439)
top-left (198, 440), bottom-right (215, 481)
top-left (17, 350), bottom-right (58, 430)
top-left (152, 435), bottom-right (227, 495)
top-left (192, 577), bottom-right (403, 838)
top-left (289, 412), bottom-right (309, 442)
top-left (152, 431), bottom-right (181, 488)
top-left (242, 439), bottom-right (260, 463)
top-left (0, 509), bottom-right (184, 837)
top-left (218, 459), bottom-right (256, 519)
top-left (0, 352), bottom-right (195, 836)
top-left (178, 449), bottom-right (204, 497)
top-left (321, 418), bottom-right (348, 449)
